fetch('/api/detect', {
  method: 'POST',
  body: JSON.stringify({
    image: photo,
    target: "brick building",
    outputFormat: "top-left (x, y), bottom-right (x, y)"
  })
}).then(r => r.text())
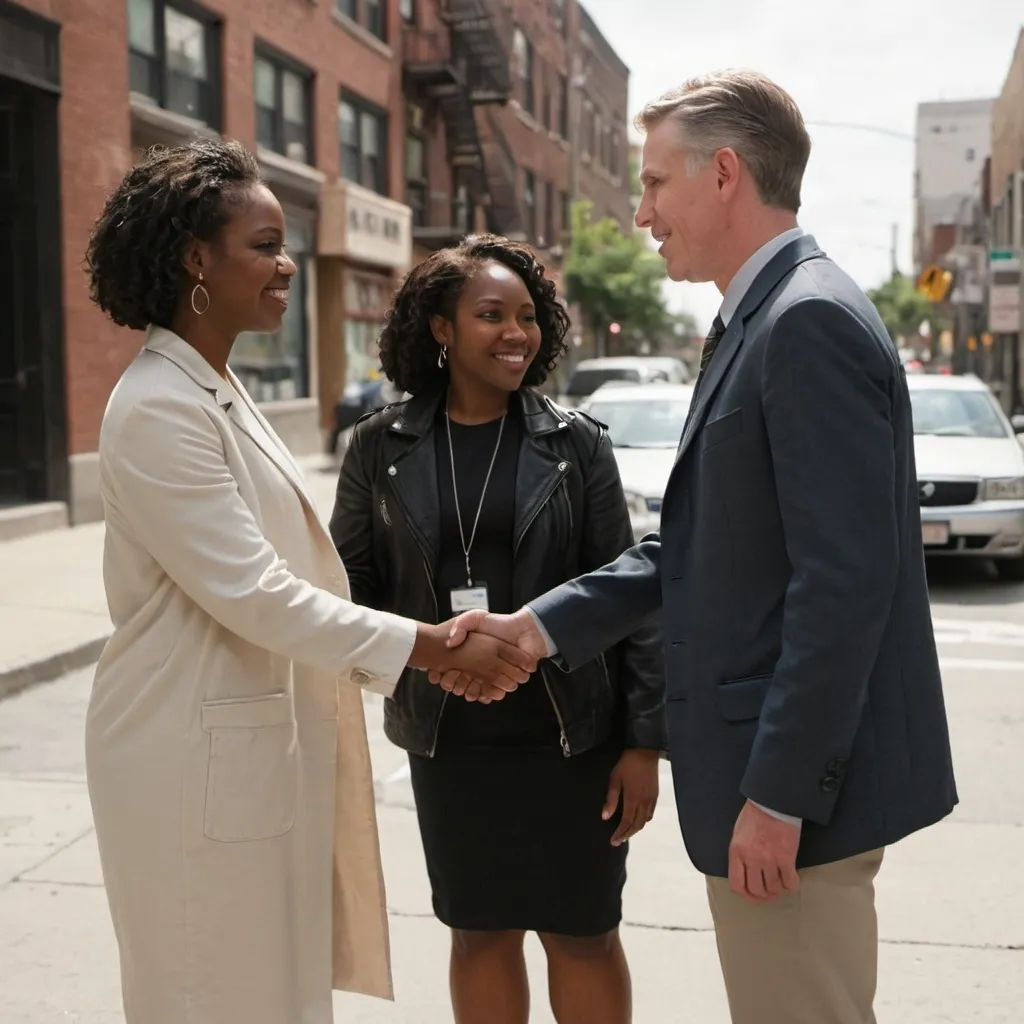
top-left (0, 0), bottom-right (629, 528)
top-left (1, 0), bottom-right (417, 526)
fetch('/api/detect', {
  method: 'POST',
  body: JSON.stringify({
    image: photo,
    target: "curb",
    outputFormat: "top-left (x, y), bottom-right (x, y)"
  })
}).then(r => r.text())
top-left (0, 634), bottom-right (110, 702)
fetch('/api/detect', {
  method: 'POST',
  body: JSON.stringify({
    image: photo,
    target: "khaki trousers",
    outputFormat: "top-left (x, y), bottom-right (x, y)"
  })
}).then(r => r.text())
top-left (705, 847), bottom-right (884, 1024)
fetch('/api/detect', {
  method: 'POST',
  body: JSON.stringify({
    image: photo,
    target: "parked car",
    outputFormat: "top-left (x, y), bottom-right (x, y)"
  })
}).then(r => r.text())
top-left (328, 375), bottom-right (403, 454)
top-left (559, 356), bottom-right (690, 407)
top-left (580, 382), bottom-right (695, 541)
top-left (908, 373), bottom-right (1024, 580)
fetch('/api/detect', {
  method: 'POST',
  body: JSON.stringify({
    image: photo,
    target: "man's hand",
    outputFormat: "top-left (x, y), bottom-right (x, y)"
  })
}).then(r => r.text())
top-left (408, 622), bottom-right (536, 703)
top-left (603, 748), bottom-right (660, 847)
top-left (728, 799), bottom-right (801, 904)
top-left (427, 609), bottom-right (549, 702)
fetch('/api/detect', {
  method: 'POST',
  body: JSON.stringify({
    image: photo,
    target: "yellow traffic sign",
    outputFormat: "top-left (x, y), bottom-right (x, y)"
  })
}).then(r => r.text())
top-left (916, 265), bottom-right (953, 302)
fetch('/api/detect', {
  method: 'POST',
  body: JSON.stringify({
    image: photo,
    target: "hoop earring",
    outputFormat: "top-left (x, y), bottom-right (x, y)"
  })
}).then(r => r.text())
top-left (191, 273), bottom-right (210, 316)
top-left (437, 345), bottom-right (448, 369)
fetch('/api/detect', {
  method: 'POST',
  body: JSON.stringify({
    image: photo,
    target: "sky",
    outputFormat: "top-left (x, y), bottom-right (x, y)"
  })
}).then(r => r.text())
top-left (581, 0), bottom-right (1023, 332)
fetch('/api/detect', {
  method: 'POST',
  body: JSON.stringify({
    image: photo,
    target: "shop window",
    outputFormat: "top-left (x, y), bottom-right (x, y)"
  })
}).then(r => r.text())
top-left (345, 271), bottom-right (391, 384)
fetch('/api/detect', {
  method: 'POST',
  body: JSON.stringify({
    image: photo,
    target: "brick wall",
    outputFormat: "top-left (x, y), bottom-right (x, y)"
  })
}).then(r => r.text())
top-left (991, 28), bottom-right (1024, 206)
top-left (14, 0), bottom-right (409, 457)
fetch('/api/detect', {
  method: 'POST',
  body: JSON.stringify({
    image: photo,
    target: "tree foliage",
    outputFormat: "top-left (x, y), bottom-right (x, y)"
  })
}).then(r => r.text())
top-left (866, 273), bottom-right (949, 341)
top-left (563, 200), bottom-right (679, 347)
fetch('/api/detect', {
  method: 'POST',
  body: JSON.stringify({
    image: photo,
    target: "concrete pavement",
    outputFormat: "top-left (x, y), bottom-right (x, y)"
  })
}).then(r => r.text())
top-left (2, 457), bottom-right (1024, 1020)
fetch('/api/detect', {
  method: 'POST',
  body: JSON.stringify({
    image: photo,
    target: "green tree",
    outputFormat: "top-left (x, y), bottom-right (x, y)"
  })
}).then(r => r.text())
top-left (563, 201), bottom-right (679, 352)
top-left (866, 273), bottom-right (949, 342)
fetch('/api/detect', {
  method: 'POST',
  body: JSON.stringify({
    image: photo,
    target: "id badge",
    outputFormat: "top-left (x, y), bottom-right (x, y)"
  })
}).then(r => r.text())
top-left (450, 584), bottom-right (489, 613)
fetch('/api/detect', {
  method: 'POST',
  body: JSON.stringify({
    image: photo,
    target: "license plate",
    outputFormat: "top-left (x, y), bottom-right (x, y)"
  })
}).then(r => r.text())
top-left (921, 522), bottom-right (950, 546)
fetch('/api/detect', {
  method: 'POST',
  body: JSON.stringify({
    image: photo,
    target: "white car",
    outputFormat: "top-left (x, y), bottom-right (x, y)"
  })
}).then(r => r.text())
top-left (580, 383), bottom-right (694, 541)
top-left (908, 374), bottom-right (1024, 580)
top-left (560, 356), bottom-right (691, 408)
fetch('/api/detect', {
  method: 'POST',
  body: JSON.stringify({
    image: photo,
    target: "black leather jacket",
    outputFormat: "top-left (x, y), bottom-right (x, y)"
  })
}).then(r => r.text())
top-left (329, 387), bottom-right (666, 758)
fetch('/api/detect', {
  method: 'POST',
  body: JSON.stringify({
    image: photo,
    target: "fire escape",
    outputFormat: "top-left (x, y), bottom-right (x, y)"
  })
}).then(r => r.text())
top-left (402, 0), bottom-right (526, 246)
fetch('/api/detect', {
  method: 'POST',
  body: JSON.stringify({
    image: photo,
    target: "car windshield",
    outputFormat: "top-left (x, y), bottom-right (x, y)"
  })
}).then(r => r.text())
top-left (909, 388), bottom-right (1009, 439)
top-left (586, 398), bottom-right (691, 448)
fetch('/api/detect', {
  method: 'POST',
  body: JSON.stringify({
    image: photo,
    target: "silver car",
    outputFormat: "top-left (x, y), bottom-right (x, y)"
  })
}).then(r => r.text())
top-left (909, 374), bottom-right (1024, 580)
top-left (580, 383), bottom-right (695, 541)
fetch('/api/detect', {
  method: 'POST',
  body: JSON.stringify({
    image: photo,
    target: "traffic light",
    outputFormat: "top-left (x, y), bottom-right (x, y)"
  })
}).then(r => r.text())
top-left (916, 265), bottom-right (953, 302)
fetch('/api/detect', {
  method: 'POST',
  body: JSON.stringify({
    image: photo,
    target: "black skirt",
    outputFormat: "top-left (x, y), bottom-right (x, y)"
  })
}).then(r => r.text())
top-left (408, 737), bottom-right (628, 937)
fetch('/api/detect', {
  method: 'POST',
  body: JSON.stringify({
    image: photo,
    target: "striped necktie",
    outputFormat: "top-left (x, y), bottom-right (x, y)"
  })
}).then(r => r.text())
top-left (700, 315), bottom-right (726, 373)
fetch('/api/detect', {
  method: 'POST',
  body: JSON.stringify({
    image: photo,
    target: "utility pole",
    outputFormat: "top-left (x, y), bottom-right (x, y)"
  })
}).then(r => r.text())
top-left (890, 222), bottom-right (899, 278)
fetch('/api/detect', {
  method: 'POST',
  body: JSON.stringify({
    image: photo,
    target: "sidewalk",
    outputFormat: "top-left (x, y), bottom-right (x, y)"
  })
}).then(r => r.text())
top-left (0, 454), bottom-right (337, 701)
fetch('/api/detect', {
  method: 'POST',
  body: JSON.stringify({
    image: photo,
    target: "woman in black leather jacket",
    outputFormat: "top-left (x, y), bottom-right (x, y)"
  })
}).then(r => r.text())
top-left (329, 234), bottom-right (665, 1024)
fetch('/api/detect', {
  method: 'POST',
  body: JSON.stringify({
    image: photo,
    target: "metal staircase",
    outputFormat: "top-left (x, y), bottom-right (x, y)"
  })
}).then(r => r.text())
top-left (403, 0), bottom-right (526, 244)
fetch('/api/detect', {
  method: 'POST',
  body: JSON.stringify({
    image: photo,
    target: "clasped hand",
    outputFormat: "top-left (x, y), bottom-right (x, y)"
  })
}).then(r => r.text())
top-left (416, 608), bottom-right (547, 703)
top-left (408, 610), bottom-right (544, 702)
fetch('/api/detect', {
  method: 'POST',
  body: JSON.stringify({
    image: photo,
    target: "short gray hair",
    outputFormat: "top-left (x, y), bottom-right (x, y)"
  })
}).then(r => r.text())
top-left (635, 70), bottom-right (811, 213)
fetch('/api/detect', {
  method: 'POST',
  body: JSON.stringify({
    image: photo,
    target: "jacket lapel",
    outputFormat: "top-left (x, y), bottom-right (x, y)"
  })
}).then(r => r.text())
top-left (223, 369), bottom-right (316, 509)
top-left (674, 235), bottom-right (825, 467)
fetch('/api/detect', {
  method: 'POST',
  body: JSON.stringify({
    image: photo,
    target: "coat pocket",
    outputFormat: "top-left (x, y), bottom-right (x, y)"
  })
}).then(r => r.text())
top-left (701, 408), bottom-right (743, 452)
top-left (200, 692), bottom-right (298, 843)
top-left (716, 673), bottom-right (773, 721)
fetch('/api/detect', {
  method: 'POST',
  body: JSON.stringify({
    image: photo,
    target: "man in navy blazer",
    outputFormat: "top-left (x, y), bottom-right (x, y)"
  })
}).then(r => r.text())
top-left (446, 70), bottom-right (957, 1023)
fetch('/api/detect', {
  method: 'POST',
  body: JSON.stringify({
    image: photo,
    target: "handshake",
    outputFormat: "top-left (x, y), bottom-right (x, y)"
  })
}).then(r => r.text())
top-left (408, 609), bottom-right (549, 703)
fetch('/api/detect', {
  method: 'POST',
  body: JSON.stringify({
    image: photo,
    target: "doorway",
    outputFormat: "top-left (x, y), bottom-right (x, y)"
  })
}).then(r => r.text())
top-left (0, 6), bottom-right (66, 506)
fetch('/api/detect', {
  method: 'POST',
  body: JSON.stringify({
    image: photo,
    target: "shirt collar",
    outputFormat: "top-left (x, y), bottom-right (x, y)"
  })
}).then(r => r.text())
top-left (718, 226), bottom-right (805, 327)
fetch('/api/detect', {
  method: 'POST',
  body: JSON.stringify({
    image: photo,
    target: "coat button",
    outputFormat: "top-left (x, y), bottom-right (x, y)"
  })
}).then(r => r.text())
top-left (351, 669), bottom-right (371, 686)
top-left (820, 775), bottom-right (839, 794)
top-left (387, 465), bottom-right (397, 476)
top-left (558, 461), bottom-right (568, 471)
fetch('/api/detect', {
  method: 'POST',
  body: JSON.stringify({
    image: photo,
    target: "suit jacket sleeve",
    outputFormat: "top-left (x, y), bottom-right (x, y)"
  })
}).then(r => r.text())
top-left (576, 429), bottom-right (666, 752)
top-left (742, 297), bottom-right (899, 823)
top-left (105, 392), bottom-right (416, 694)
top-left (528, 417), bottom-right (663, 672)
top-left (329, 420), bottom-right (385, 610)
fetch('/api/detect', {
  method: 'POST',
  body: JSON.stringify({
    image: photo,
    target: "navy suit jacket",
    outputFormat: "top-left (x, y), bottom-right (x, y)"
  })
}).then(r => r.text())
top-left (532, 235), bottom-right (958, 876)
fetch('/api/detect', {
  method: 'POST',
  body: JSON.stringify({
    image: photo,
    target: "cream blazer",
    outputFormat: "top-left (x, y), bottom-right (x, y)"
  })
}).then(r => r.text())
top-left (85, 327), bottom-right (416, 1024)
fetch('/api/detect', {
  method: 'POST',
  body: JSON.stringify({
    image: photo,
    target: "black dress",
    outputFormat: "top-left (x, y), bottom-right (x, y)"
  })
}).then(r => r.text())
top-left (407, 405), bottom-right (627, 937)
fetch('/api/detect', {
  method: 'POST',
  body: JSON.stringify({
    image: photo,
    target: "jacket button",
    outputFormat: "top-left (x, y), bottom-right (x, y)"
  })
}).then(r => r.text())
top-left (558, 461), bottom-right (568, 471)
top-left (351, 669), bottom-right (371, 686)
top-left (387, 465), bottom-right (397, 476)
top-left (820, 775), bottom-right (839, 794)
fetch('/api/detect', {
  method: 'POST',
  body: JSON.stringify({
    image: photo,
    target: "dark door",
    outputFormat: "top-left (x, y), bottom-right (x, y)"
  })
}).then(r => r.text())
top-left (0, 75), bottom-right (47, 504)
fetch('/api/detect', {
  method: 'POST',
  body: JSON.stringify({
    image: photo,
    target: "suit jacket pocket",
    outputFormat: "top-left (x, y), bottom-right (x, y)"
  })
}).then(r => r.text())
top-left (716, 673), bottom-right (772, 721)
top-left (701, 408), bottom-right (743, 452)
top-left (201, 692), bottom-right (298, 843)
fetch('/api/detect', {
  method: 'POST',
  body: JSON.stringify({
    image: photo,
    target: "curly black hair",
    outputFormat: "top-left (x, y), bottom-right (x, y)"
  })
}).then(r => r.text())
top-left (378, 234), bottom-right (570, 395)
top-left (85, 139), bottom-right (263, 330)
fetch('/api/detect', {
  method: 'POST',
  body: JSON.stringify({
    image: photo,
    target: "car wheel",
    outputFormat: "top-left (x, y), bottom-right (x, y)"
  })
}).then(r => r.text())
top-left (995, 556), bottom-right (1024, 582)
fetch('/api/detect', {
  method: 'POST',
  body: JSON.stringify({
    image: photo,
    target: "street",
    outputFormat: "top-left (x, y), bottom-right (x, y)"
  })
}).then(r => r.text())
top-left (1, 463), bottom-right (1023, 1022)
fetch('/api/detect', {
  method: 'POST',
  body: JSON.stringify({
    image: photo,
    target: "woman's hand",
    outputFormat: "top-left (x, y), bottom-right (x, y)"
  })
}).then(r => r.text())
top-left (603, 748), bottom-right (661, 846)
top-left (408, 622), bottom-right (536, 702)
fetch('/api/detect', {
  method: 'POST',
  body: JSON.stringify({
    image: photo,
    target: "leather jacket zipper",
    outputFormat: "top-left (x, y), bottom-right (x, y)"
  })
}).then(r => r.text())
top-left (514, 462), bottom-right (573, 757)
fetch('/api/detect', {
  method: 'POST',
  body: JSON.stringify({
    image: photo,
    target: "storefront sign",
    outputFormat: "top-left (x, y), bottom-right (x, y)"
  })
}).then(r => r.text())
top-left (319, 180), bottom-right (412, 271)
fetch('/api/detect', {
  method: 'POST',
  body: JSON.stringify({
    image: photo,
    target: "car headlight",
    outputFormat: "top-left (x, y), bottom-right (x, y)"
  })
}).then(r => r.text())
top-left (623, 491), bottom-right (650, 518)
top-left (982, 477), bottom-right (1024, 501)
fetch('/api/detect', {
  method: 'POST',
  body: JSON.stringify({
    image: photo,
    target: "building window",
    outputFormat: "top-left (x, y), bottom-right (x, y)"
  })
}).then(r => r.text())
top-left (405, 133), bottom-right (427, 226)
top-left (231, 218), bottom-right (312, 402)
top-left (559, 74), bottom-right (569, 138)
top-left (254, 49), bottom-right (313, 164)
top-left (524, 170), bottom-right (536, 239)
top-left (128, 0), bottom-right (220, 127)
top-left (561, 190), bottom-right (570, 234)
top-left (400, 0), bottom-right (415, 22)
top-left (340, 94), bottom-right (388, 195)
top-left (544, 181), bottom-right (555, 248)
top-left (609, 130), bottom-right (620, 178)
top-left (335, 0), bottom-right (386, 42)
top-left (345, 271), bottom-right (391, 384)
top-left (512, 28), bottom-right (534, 116)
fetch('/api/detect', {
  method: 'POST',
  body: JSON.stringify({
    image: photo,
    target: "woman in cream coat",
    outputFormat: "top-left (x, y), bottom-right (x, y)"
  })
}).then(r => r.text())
top-left (83, 141), bottom-right (534, 1024)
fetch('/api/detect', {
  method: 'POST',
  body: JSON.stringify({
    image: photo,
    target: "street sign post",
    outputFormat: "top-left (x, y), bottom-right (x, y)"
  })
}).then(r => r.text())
top-left (988, 250), bottom-right (1021, 334)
